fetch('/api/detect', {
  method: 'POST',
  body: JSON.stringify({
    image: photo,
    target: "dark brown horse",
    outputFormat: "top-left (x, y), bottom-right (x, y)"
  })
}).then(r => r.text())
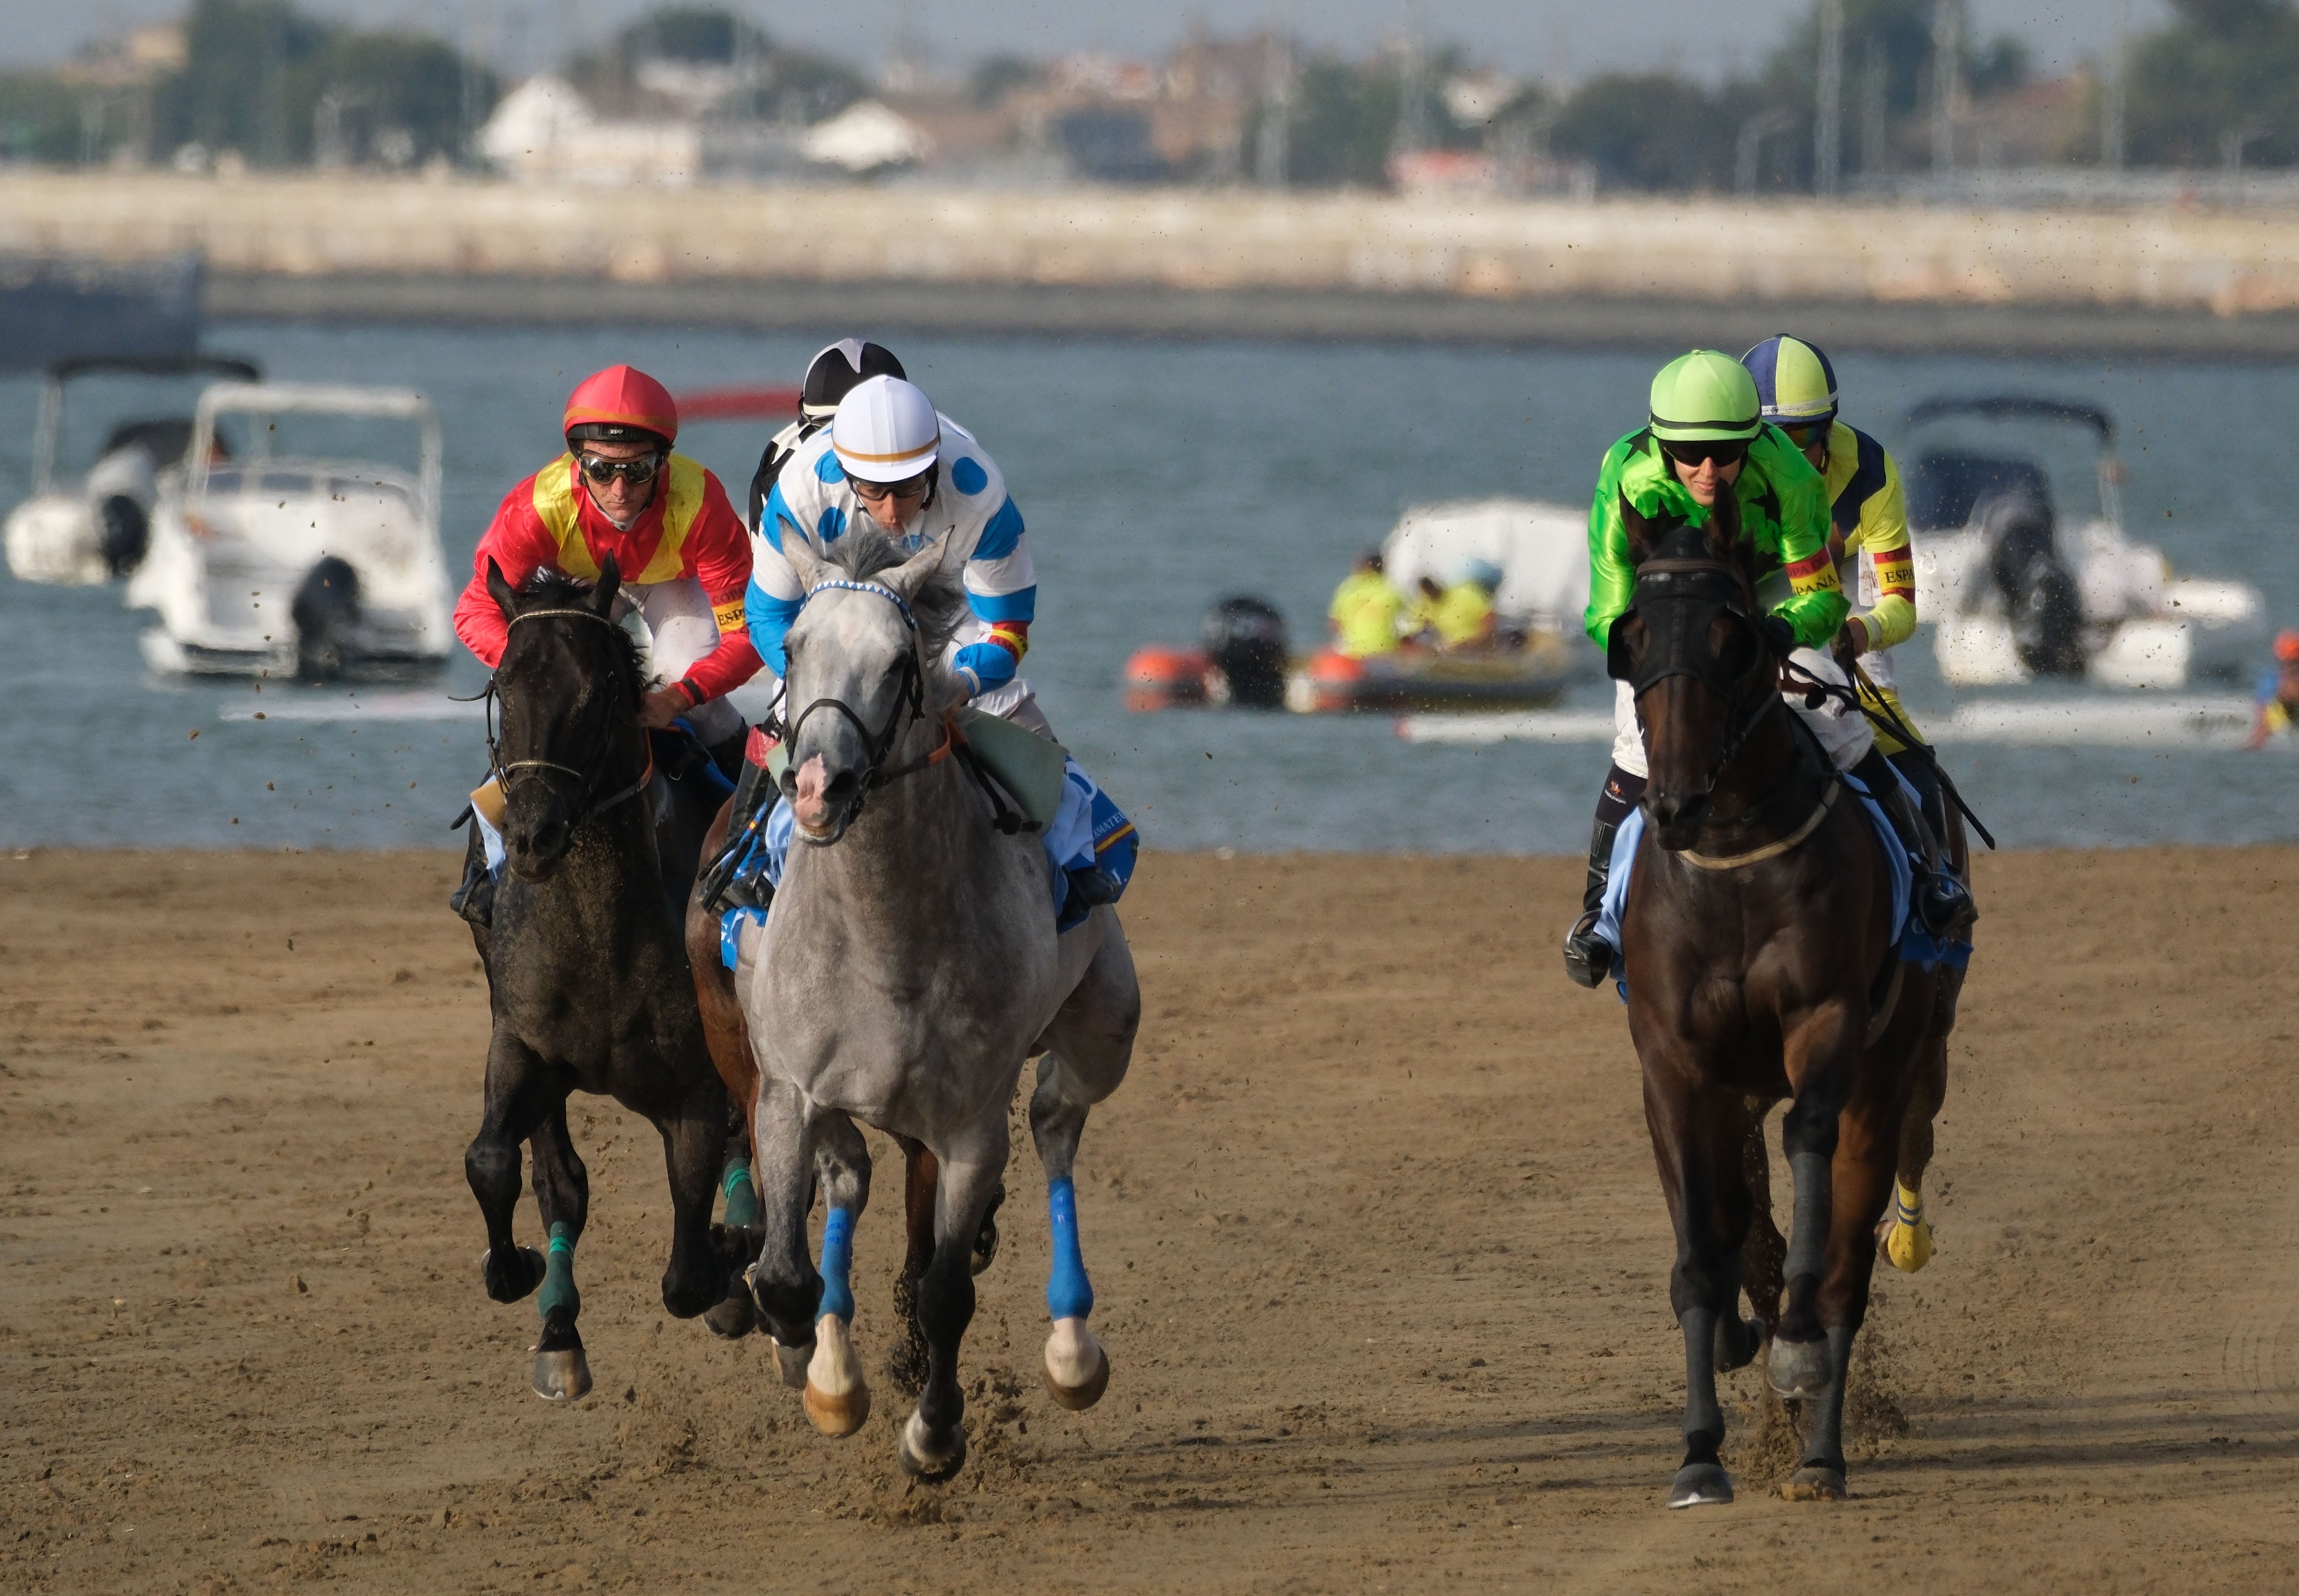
top-left (683, 786), bottom-right (1002, 1394)
top-left (1608, 491), bottom-right (1958, 1507)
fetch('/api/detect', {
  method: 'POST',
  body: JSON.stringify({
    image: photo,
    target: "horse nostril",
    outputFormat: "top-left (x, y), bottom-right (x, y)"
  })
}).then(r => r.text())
top-left (824, 771), bottom-right (860, 804)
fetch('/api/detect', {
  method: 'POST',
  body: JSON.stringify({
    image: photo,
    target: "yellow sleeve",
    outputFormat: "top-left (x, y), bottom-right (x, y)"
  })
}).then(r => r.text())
top-left (1855, 450), bottom-right (1917, 653)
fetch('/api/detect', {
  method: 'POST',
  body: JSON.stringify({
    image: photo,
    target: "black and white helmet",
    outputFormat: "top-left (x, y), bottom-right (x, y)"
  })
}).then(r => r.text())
top-left (749, 339), bottom-right (908, 531)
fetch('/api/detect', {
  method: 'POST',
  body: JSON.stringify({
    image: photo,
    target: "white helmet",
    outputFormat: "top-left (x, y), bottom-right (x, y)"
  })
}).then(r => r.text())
top-left (831, 375), bottom-right (940, 483)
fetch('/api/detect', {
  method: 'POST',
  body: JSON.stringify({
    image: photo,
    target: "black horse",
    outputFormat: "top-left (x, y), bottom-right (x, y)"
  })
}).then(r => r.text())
top-left (462, 556), bottom-right (737, 1399)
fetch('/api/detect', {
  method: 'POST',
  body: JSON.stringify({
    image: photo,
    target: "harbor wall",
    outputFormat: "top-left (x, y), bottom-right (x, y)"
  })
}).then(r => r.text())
top-left (10, 171), bottom-right (2299, 355)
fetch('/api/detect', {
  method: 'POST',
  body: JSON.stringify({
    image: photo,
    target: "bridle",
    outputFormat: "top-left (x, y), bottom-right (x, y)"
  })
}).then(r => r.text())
top-left (481, 606), bottom-right (654, 824)
top-left (1613, 553), bottom-right (1785, 804)
top-left (775, 578), bottom-right (951, 843)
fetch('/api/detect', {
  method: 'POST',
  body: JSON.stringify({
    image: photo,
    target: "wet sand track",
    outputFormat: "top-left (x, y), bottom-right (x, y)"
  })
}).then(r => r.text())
top-left (2, 846), bottom-right (2297, 1592)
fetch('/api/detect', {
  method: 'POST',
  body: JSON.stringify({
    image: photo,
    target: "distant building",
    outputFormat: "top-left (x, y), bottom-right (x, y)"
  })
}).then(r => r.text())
top-left (478, 76), bottom-right (700, 186)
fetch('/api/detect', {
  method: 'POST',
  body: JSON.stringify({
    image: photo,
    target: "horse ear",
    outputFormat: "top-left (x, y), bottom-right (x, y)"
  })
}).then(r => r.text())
top-left (592, 553), bottom-right (621, 615)
top-left (780, 531), bottom-right (824, 593)
top-left (883, 532), bottom-right (953, 603)
top-left (486, 557), bottom-right (518, 620)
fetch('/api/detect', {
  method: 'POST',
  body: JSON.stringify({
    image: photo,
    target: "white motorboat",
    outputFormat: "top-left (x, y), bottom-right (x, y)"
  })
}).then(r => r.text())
top-left (124, 382), bottom-right (452, 681)
top-left (1378, 497), bottom-right (1594, 646)
top-left (1904, 395), bottom-right (2266, 690)
top-left (3, 354), bottom-right (262, 585)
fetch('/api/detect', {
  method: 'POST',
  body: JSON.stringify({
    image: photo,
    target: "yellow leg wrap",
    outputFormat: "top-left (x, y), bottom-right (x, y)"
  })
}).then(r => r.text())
top-left (1879, 1180), bottom-right (1934, 1274)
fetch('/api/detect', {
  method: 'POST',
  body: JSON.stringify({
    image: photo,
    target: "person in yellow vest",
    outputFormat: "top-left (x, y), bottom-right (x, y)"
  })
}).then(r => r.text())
top-left (1328, 550), bottom-right (1407, 658)
top-left (1427, 560), bottom-right (1500, 650)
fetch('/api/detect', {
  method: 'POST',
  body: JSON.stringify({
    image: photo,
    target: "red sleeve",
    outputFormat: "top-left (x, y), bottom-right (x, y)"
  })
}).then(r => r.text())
top-left (451, 476), bottom-right (559, 670)
top-left (672, 470), bottom-right (764, 703)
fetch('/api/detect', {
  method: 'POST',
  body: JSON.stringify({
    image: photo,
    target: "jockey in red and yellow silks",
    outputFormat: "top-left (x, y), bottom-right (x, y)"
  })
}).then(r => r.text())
top-left (451, 365), bottom-right (762, 747)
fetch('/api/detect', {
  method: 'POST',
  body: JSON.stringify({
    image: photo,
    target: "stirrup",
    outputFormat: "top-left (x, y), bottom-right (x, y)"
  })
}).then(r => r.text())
top-left (1562, 916), bottom-right (1615, 989)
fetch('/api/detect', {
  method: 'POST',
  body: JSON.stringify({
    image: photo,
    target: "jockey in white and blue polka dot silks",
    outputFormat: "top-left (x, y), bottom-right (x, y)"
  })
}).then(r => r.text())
top-left (745, 375), bottom-right (1039, 721)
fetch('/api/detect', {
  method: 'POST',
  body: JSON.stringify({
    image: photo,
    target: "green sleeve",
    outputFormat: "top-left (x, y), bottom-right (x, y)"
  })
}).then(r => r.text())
top-left (1753, 428), bottom-right (1849, 649)
top-left (1582, 435), bottom-right (1642, 648)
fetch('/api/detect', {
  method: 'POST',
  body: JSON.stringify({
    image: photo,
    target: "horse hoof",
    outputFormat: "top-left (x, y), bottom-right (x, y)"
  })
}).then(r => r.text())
top-left (770, 1337), bottom-right (813, 1391)
top-left (802, 1316), bottom-right (871, 1438)
top-left (1713, 1314), bottom-right (1762, 1373)
top-left (703, 1290), bottom-right (756, 1341)
top-left (1878, 1217), bottom-right (1935, 1274)
top-left (896, 1410), bottom-right (967, 1481)
top-left (1042, 1316), bottom-right (1109, 1412)
top-left (531, 1347), bottom-right (592, 1402)
top-left (486, 1245), bottom-right (547, 1304)
top-left (1666, 1463), bottom-right (1733, 1509)
top-left (1767, 1335), bottom-right (1831, 1399)
top-left (1780, 1464), bottom-right (1847, 1502)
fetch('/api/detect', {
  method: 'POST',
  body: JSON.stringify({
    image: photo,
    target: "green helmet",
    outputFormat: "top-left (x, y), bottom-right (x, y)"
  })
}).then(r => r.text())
top-left (1648, 350), bottom-right (1762, 443)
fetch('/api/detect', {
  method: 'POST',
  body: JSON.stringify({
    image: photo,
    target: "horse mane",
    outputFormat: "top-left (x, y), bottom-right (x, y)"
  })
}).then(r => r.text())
top-left (513, 568), bottom-right (644, 701)
top-left (815, 526), bottom-right (971, 658)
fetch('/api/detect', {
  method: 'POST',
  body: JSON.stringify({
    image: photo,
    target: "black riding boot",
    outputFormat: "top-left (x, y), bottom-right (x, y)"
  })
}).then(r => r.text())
top-left (1852, 748), bottom-right (1975, 941)
top-left (1562, 765), bottom-right (1645, 989)
top-left (449, 825), bottom-right (495, 929)
top-left (698, 743), bottom-right (777, 914)
top-left (705, 731), bottom-right (747, 786)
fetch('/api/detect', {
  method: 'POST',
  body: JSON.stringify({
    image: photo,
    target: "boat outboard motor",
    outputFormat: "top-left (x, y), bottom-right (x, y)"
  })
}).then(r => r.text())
top-left (1201, 596), bottom-right (1290, 709)
top-left (291, 556), bottom-right (363, 682)
top-left (1976, 489), bottom-right (2083, 677)
top-left (95, 496), bottom-right (148, 577)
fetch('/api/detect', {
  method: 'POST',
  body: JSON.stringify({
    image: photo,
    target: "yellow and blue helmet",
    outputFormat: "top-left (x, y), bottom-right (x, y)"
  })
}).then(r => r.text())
top-left (1741, 334), bottom-right (1839, 431)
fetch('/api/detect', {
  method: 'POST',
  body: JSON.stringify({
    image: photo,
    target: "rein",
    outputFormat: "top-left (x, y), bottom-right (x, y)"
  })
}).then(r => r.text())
top-left (484, 605), bottom-right (654, 824)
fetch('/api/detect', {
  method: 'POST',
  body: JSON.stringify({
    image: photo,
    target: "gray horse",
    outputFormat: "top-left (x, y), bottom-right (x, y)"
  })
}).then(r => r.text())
top-left (729, 526), bottom-right (1139, 1480)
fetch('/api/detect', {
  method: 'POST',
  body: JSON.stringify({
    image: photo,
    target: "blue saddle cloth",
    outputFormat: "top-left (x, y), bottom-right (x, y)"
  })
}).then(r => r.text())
top-left (1595, 767), bottom-right (1970, 1003)
top-left (718, 753), bottom-right (1138, 969)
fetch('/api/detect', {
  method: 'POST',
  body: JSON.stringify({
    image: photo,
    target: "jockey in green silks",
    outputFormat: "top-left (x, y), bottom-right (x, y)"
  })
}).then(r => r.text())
top-left (1560, 350), bottom-right (1976, 990)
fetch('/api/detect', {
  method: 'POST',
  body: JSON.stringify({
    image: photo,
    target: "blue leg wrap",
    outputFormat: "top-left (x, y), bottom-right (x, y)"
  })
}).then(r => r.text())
top-left (721, 1155), bottom-right (759, 1229)
top-left (538, 1221), bottom-right (579, 1321)
top-left (1045, 1177), bottom-right (1094, 1321)
top-left (818, 1207), bottom-right (856, 1324)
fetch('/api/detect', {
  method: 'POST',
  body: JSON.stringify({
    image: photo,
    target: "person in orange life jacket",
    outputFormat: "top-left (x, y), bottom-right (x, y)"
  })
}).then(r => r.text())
top-left (449, 365), bottom-right (762, 925)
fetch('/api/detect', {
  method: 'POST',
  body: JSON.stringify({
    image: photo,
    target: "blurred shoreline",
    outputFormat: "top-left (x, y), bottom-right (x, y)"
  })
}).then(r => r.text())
top-left (15, 171), bottom-right (2299, 356)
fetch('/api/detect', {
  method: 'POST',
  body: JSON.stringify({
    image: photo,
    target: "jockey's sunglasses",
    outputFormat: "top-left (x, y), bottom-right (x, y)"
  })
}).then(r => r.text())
top-left (576, 452), bottom-right (663, 487)
top-left (1660, 438), bottom-right (1749, 468)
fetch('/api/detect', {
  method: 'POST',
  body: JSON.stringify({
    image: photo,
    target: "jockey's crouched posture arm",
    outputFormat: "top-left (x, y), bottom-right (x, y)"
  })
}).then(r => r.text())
top-left (712, 372), bottom-right (1131, 927)
top-left (1560, 350), bottom-right (1975, 989)
top-left (449, 365), bottom-right (762, 925)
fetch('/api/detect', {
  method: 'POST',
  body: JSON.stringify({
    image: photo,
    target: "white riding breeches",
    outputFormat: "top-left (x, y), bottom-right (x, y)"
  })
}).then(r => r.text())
top-left (1609, 646), bottom-right (1873, 780)
top-left (615, 576), bottom-right (743, 745)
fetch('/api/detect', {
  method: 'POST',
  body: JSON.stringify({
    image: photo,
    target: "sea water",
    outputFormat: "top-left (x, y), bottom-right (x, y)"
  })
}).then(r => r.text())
top-left (0, 321), bottom-right (2292, 854)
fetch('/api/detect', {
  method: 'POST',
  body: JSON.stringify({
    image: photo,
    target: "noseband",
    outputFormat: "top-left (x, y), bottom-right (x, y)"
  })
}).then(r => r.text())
top-left (1612, 555), bottom-right (1782, 799)
top-left (777, 578), bottom-right (948, 842)
top-left (483, 606), bottom-right (653, 824)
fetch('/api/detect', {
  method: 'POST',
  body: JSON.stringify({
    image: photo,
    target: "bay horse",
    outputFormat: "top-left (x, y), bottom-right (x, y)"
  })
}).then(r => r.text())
top-left (1608, 490), bottom-right (1957, 1506)
top-left (725, 526), bottom-right (1139, 1480)
top-left (462, 556), bottom-right (738, 1400)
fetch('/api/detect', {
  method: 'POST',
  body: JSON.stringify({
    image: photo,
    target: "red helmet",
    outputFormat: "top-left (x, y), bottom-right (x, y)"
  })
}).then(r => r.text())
top-left (2276, 628), bottom-right (2299, 665)
top-left (564, 365), bottom-right (678, 449)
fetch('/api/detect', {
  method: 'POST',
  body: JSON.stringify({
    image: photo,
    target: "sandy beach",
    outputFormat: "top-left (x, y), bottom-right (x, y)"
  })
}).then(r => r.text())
top-left (2, 845), bottom-right (2296, 1593)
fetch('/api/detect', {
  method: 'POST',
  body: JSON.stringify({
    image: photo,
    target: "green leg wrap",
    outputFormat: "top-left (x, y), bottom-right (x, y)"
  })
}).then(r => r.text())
top-left (538, 1222), bottom-right (580, 1321)
top-left (721, 1155), bottom-right (760, 1229)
